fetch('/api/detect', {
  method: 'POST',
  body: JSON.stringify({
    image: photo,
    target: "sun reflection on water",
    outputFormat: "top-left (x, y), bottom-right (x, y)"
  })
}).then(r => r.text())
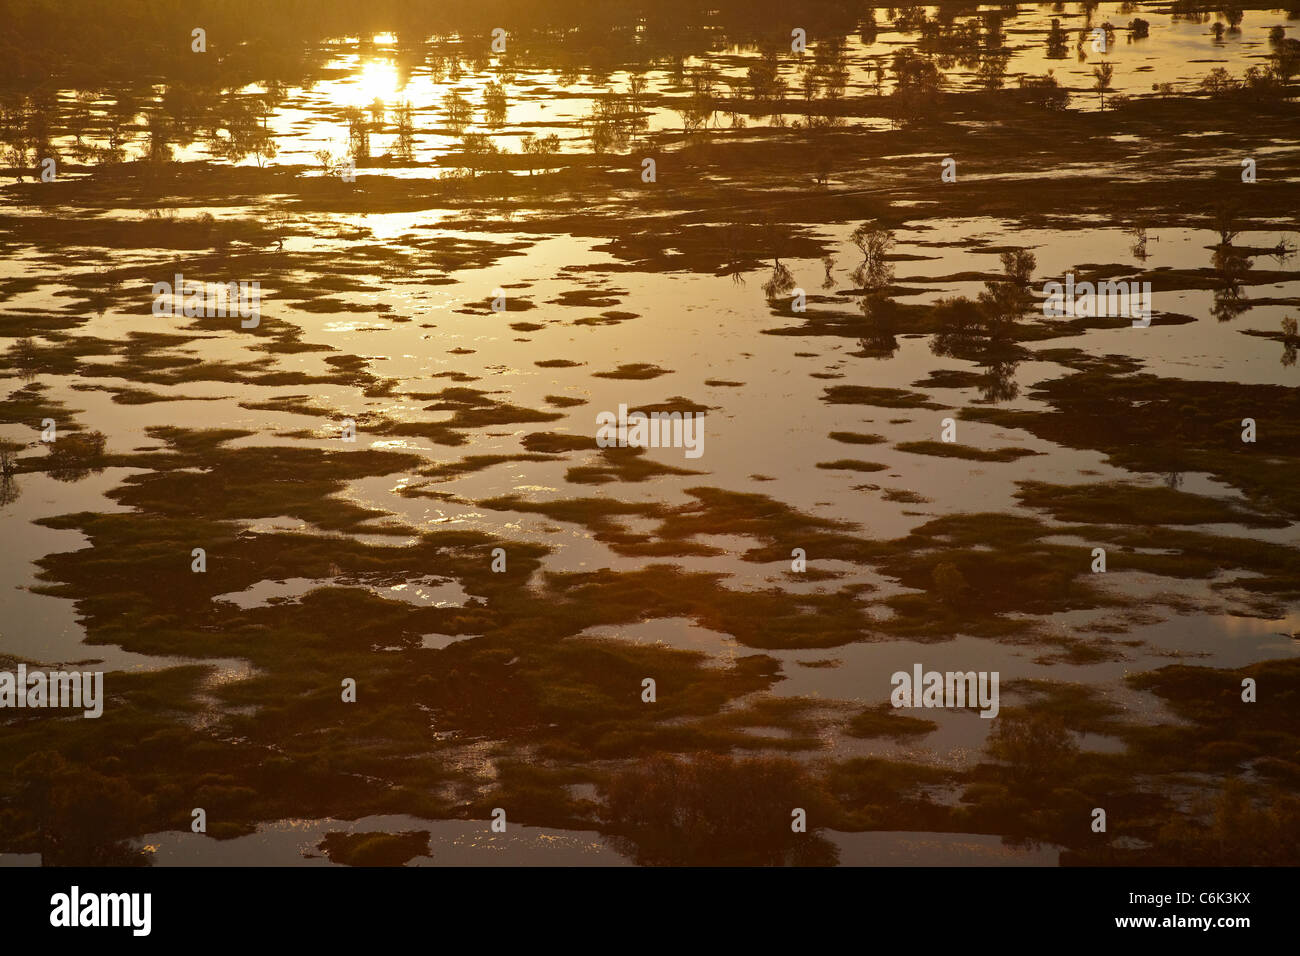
top-left (339, 59), bottom-right (404, 108)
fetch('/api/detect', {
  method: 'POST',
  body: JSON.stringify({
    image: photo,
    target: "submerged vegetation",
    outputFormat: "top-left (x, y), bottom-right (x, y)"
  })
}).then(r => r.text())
top-left (1, 0), bottom-right (1299, 867)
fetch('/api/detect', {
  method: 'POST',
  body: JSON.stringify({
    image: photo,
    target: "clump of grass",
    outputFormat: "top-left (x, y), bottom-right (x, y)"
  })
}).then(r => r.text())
top-left (822, 385), bottom-right (949, 409)
top-left (600, 754), bottom-right (838, 865)
top-left (318, 830), bottom-right (430, 866)
top-left (816, 459), bottom-right (889, 472)
top-left (591, 363), bottom-right (671, 380)
top-left (45, 430), bottom-right (106, 482)
top-left (847, 703), bottom-right (938, 739)
top-left (1016, 480), bottom-right (1285, 528)
top-left (897, 440), bottom-right (1039, 462)
top-left (829, 430), bottom-right (886, 445)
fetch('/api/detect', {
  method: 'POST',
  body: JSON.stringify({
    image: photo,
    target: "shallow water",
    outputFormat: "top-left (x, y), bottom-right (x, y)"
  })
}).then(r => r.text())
top-left (2, 1), bottom-right (1299, 867)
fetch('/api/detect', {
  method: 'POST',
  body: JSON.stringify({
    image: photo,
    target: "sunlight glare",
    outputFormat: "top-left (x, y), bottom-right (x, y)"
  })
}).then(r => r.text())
top-left (341, 60), bottom-right (403, 108)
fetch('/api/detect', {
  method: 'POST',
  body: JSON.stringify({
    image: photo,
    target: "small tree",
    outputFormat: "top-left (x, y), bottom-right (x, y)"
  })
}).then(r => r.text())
top-left (601, 754), bottom-right (837, 866)
top-left (0, 448), bottom-right (18, 506)
top-left (746, 49), bottom-right (787, 124)
top-left (849, 222), bottom-right (895, 291)
top-left (762, 260), bottom-right (795, 301)
top-left (978, 248), bottom-right (1037, 341)
top-left (1046, 18), bottom-right (1069, 58)
top-left (520, 132), bottom-right (559, 175)
top-left (342, 106), bottom-right (370, 163)
top-left (1212, 203), bottom-right (1241, 246)
top-left (931, 247), bottom-right (1036, 357)
top-left (392, 102), bottom-right (415, 160)
top-left (678, 64), bottom-right (720, 139)
top-left (145, 111), bottom-right (172, 163)
top-left (1019, 71), bottom-right (1069, 110)
top-left (891, 49), bottom-right (942, 124)
top-left (1093, 61), bottom-right (1114, 109)
top-left (442, 91), bottom-right (472, 134)
top-left (587, 90), bottom-right (640, 153)
top-left (1126, 224), bottom-right (1145, 260)
top-left (976, 52), bottom-right (1011, 90)
top-left (483, 81), bottom-right (508, 128)
top-left (46, 430), bottom-right (107, 482)
top-left (857, 293), bottom-right (902, 358)
top-left (987, 712), bottom-right (1079, 790)
top-left (931, 296), bottom-right (985, 357)
top-left (1201, 67), bottom-right (1239, 97)
top-left (207, 96), bottom-right (278, 167)
top-left (459, 132), bottom-right (498, 178)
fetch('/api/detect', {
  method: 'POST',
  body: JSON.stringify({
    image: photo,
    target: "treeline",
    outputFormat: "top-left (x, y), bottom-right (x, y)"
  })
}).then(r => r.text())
top-left (0, 0), bottom-right (869, 89)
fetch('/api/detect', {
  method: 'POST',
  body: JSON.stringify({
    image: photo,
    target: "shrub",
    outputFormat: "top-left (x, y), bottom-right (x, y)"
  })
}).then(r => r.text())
top-left (890, 49), bottom-right (943, 123)
top-left (601, 754), bottom-right (838, 865)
